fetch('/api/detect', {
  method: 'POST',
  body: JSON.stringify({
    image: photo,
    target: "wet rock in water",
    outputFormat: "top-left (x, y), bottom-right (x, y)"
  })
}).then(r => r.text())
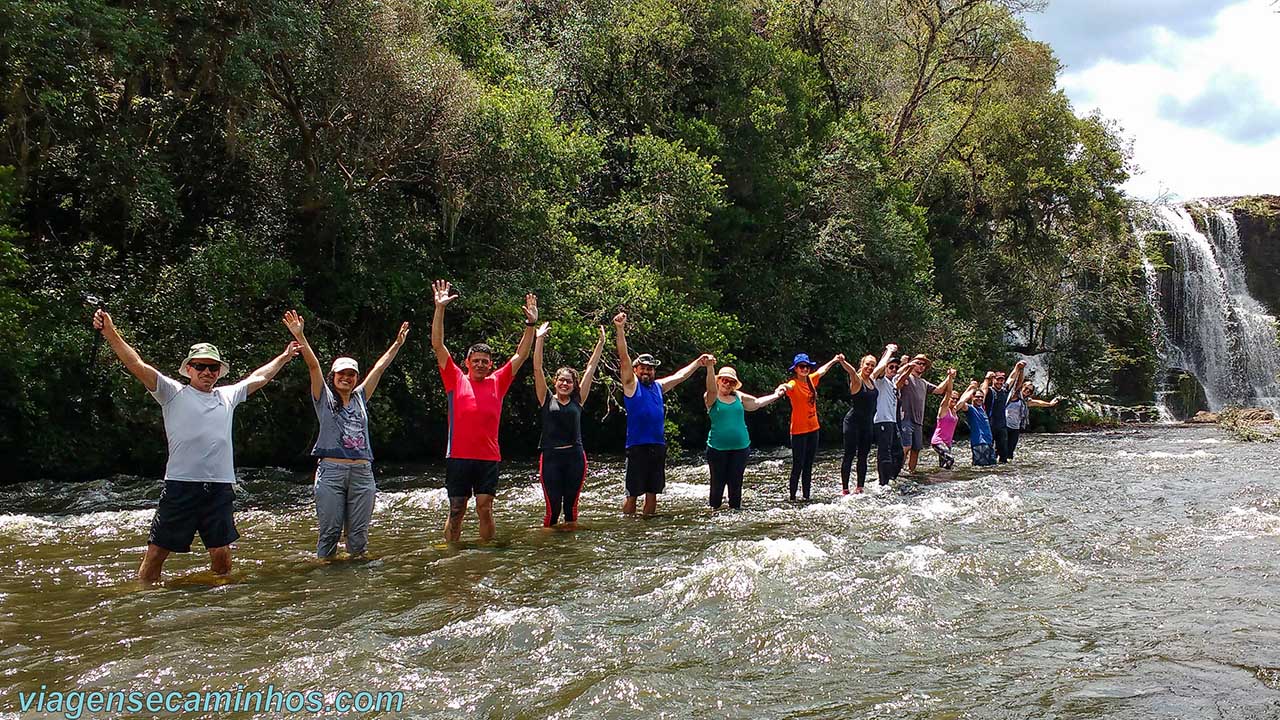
top-left (1076, 395), bottom-right (1163, 424)
top-left (1188, 411), bottom-right (1219, 424)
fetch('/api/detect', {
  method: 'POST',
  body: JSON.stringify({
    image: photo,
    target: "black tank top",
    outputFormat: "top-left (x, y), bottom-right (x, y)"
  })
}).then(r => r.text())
top-left (849, 382), bottom-right (878, 423)
top-left (539, 394), bottom-right (583, 449)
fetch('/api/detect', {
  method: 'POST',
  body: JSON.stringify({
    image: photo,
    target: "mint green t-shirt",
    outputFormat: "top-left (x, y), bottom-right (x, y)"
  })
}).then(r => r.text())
top-left (707, 394), bottom-right (750, 451)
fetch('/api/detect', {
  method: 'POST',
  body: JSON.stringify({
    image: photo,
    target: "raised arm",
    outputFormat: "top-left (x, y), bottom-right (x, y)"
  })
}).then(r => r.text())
top-left (1007, 360), bottom-right (1027, 393)
top-left (935, 368), bottom-right (956, 398)
top-left (894, 360), bottom-right (919, 389)
top-left (613, 312), bottom-right (635, 395)
top-left (871, 344), bottom-right (898, 380)
top-left (532, 322), bottom-right (550, 406)
top-left (244, 342), bottom-right (301, 396)
top-left (956, 380), bottom-right (979, 412)
top-left (1028, 396), bottom-right (1060, 408)
top-left (658, 353), bottom-right (713, 392)
top-left (508, 293), bottom-right (538, 374)
top-left (813, 353), bottom-right (843, 381)
top-left (578, 326), bottom-right (606, 405)
top-left (360, 321), bottom-right (409, 399)
top-left (703, 357), bottom-right (717, 409)
top-left (980, 370), bottom-right (995, 396)
top-left (93, 309), bottom-right (159, 392)
top-left (283, 310), bottom-right (324, 401)
top-left (838, 355), bottom-right (864, 394)
top-left (742, 388), bottom-right (784, 411)
top-left (431, 279), bottom-right (458, 370)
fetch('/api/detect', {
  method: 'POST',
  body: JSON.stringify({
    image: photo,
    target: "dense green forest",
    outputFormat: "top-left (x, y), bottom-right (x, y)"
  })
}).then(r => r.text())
top-left (0, 0), bottom-right (1155, 479)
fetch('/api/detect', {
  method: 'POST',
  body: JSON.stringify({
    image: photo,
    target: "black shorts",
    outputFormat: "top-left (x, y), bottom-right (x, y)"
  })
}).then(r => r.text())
top-left (624, 444), bottom-right (667, 497)
top-left (148, 480), bottom-right (240, 553)
top-left (446, 458), bottom-right (500, 498)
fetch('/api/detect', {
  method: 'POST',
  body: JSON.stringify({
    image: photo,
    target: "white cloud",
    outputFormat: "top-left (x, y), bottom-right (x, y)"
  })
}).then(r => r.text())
top-left (1027, 0), bottom-right (1280, 200)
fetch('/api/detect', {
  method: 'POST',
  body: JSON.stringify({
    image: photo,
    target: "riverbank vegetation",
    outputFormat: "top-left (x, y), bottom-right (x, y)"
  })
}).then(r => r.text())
top-left (1, 0), bottom-right (1150, 479)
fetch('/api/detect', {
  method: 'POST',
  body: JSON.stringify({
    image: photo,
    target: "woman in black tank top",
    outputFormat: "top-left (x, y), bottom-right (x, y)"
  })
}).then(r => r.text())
top-left (532, 323), bottom-right (605, 528)
top-left (838, 354), bottom-right (879, 493)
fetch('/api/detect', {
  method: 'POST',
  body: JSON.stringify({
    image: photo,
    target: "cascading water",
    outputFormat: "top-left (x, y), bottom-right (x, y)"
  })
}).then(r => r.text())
top-left (1139, 203), bottom-right (1280, 412)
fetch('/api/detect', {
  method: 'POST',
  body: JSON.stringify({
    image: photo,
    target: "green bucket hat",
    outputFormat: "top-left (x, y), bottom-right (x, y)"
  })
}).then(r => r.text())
top-left (178, 343), bottom-right (230, 378)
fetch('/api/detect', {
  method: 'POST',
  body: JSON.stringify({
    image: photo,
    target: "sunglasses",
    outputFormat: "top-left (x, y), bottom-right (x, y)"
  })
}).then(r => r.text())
top-left (189, 362), bottom-right (221, 373)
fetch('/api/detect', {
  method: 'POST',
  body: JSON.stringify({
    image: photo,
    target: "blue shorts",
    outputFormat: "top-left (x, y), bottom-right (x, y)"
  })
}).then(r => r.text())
top-left (148, 480), bottom-right (240, 553)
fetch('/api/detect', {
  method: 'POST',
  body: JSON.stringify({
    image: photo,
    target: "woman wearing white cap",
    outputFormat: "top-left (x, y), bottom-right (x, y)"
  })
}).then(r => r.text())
top-left (284, 310), bottom-right (409, 558)
top-left (703, 362), bottom-right (785, 509)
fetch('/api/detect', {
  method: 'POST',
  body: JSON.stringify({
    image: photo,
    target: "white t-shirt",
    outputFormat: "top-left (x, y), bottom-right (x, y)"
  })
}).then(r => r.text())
top-left (873, 376), bottom-right (898, 424)
top-left (150, 374), bottom-right (251, 483)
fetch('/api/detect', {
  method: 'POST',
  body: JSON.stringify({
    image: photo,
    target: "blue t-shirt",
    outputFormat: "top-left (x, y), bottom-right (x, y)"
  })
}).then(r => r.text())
top-left (966, 405), bottom-right (993, 447)
top-left (624, 381), bottom-right (665, 447)
top-left (311, 385), bottom-right (374, 461)
top-left (985, 386), bottom-right (1011, 429)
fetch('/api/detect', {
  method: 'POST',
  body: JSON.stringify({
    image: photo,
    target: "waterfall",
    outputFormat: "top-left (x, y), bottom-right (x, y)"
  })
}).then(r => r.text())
top-left (1139, 204), bottom-right (1280, 412)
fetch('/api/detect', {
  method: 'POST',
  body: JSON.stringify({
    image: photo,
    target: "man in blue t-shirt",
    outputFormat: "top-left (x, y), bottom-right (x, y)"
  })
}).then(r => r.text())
top-left (612, 312), bottom-right (709, 516)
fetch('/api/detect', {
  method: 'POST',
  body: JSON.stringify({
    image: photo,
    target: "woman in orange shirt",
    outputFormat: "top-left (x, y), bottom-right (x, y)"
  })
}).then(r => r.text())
top-left (777, 352), bottom-right (843, 501)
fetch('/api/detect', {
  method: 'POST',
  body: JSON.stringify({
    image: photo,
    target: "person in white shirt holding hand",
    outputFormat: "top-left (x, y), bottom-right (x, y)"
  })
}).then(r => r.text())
top-left (93, 308), bottom-right (299, 584)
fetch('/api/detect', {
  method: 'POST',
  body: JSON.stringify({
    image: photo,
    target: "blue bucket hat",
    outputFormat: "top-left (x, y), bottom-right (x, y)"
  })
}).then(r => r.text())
top-left (789, 353), bottom-right (816, 372)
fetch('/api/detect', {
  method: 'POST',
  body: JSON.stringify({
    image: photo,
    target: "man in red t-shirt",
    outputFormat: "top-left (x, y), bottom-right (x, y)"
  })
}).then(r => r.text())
top-left (431, 279), bottom-right (537, 541)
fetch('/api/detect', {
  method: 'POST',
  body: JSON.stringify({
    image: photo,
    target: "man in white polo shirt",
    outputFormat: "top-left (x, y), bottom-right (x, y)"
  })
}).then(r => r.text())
top-left (93, 308), bottom-right (298, 584)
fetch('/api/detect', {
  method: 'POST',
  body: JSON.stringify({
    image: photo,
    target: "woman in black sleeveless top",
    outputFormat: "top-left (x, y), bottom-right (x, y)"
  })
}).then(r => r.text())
top-left (532, 323), bottom-right (605, 528)
top-left (838, 354), bottom-right (879, 494)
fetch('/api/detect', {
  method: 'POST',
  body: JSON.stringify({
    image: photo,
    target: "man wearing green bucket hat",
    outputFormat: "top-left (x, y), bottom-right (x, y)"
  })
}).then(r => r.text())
top-left (92, 308), bottom-right (300, 584)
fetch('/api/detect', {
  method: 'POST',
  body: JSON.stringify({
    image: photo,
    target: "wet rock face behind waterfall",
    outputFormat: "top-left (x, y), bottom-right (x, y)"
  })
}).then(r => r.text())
top-left (1139, 197), bottom-right (1280, 413)
top-left (1231, 196), bottom-right (1280, 314)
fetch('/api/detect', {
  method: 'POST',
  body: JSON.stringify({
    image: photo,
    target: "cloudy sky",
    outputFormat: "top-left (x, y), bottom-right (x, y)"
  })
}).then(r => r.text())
top-left (1023, 0), bottom-right (1280, 200)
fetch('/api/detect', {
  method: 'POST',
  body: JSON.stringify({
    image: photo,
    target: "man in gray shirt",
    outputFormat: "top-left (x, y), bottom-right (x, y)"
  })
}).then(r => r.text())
top-left (897, 354), bottom-right (950, 474)
top-left (93, 309), bottom-right (298, 584)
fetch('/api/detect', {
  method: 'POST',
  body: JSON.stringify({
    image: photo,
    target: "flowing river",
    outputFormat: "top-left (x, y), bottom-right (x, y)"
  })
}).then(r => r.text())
top-left (2, 425), bottom-right (1279, 719)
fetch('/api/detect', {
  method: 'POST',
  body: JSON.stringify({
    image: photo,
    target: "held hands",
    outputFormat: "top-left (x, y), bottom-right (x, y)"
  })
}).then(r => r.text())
top-left (775, 383), bottom-right (789, 396)
top-left (283, 309), bottom-right (305, 338)
top-left (92, 308), bottom-right (113, 334)
top-left (985, 371), bottom-right (996, 381)
top-left (947, 368), bottom-right (957, 378)
top-left (834, 353), bottom-right (845, 363)
top-left (613, 312), bottom-right (627, 328)
top-left (886, 343), bottom-right (899, 353)
top-left (967, 380), bottom-right (980, 390)
top-left (1015, 360), bottom-right (1027, 369)
top-left (433, 280), bottom-right (458, 307)
top-left (394, 322), bottom-right (410, 346)
top-left (697, 353), bottom-right (716, 367)
top-left (283, 341), bottom-right (301, 360)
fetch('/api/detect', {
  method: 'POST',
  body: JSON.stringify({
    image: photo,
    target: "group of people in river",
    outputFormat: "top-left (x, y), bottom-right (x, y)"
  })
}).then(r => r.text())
top-left (91, 280), bottom-right (1059, 583)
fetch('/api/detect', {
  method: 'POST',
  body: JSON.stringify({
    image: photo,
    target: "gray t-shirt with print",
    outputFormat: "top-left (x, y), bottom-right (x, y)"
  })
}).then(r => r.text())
top-left (311, 384), bottom-right (374, 461)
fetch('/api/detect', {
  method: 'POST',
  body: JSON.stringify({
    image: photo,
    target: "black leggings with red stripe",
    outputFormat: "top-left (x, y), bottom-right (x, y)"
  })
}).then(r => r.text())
top-left (540, 447), bottom-right (587, 526)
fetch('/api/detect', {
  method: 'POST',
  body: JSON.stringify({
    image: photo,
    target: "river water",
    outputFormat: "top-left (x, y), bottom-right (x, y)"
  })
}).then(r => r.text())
top-left (2, 426), bottom-right (1279, 719)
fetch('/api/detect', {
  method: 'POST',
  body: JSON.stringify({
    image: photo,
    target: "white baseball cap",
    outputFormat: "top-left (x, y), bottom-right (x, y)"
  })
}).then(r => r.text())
top-left (330, 357), bottom-right (359, 374)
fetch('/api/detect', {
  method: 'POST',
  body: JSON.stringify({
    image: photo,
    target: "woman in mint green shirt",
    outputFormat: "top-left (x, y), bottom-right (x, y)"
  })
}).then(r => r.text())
top-left (703, 363), bottom-right (784, 509)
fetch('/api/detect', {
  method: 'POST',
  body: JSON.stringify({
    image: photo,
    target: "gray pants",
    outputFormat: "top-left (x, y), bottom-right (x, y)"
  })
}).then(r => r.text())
top-left (315, 460), bottom-right (376, 557)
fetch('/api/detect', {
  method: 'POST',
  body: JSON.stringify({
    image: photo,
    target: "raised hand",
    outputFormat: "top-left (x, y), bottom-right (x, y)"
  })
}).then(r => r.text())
top-left (535, 322), bottom-right (551, 339)
top-left (613, 311), bottom-right (627, 328)
top-left (523, 293), bottom-right (539, 324)
top-left (834, 352), bottom-right (846, 363)
top-left (92, 308), bottom-right (113, 334)
top-left (947, 368), bottom-right (957, 377)
top-left (985, 371), bottom-right (996, 381)
top-left (433, 280), bottom-right (458, 307)
top-left (886, 343), bottom-right (898, 353)
top-left (967, 380), bottom-right (980, 390)
top-left (596, 326), bottom-right (607, 345)
top-left (394, 321), bottom-right (410, 346)
top-left (698, 353), bottom-right (716, 367)
top-left (283, 309), bottom-right (305, 338)
top-left (1015, 360), bottom-right (1027, 369)
top-left (284, 341), bottom-right (301, 359)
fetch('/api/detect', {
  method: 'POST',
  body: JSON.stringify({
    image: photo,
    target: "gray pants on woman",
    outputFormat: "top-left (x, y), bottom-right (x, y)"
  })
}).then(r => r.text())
top-left (315, 460), bottom-right (376, 557)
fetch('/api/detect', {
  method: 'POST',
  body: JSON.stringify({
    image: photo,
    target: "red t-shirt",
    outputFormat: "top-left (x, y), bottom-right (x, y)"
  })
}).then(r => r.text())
top-left (441, 356), bottom-right (515, 461)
